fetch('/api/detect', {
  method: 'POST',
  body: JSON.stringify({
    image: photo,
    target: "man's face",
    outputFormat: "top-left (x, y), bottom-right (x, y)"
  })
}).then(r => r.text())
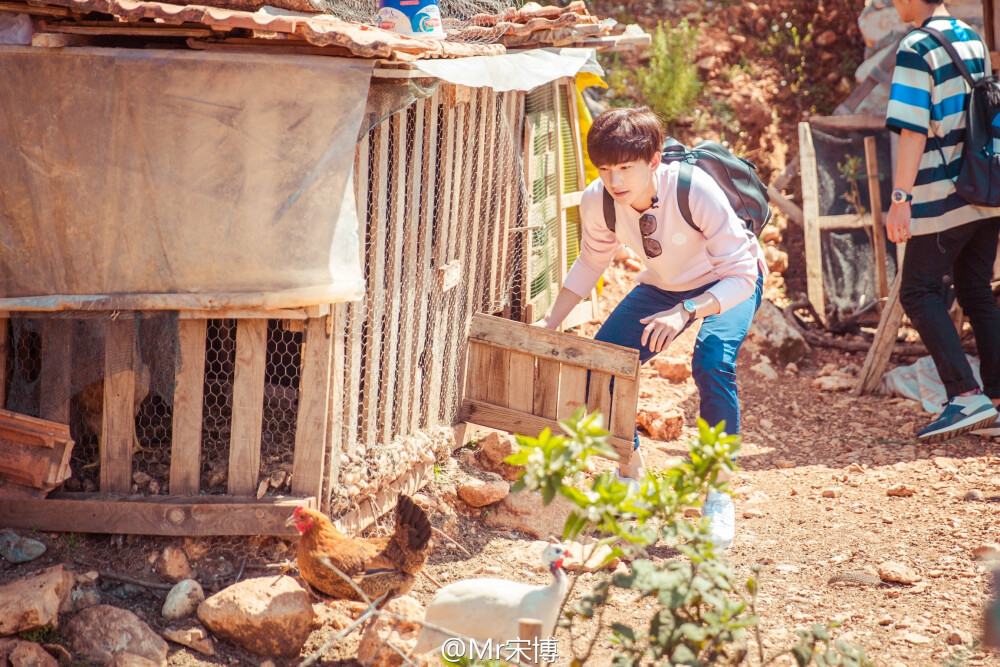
top-left (597, 154), bottom-right (661, 209)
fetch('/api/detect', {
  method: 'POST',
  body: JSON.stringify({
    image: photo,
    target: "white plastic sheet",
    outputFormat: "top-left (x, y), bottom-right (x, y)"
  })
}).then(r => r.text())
top-left (0, 46), bottom-right (373, 311)
top-left (412, 47), bottom-right (602, 92)
top-left (881, 354), bottom-right (983, 413)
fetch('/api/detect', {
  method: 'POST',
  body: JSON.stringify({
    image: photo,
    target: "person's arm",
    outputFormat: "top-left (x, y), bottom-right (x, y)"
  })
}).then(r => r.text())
top-left (534, 287), bottom-right (584, 330)
top-left (639, 292), bottom-right (720, 352)
top-left (886, 128), bottom-right (927, 243)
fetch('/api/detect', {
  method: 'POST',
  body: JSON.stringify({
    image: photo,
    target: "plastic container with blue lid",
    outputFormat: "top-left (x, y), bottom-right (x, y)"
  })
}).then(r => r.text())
top-left (377, 0), bottom-right (445, 40)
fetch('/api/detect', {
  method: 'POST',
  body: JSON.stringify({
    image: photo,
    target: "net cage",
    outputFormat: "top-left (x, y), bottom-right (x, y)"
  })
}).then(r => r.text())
top-left (0, 78), bottom-right (591, 537)
top-left (809, 123), bottom-right (899, 320)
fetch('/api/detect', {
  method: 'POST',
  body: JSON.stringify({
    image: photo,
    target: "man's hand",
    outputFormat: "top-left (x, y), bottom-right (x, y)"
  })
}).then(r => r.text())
top-left (533, 316), bottom-right (558, 330)
top-left (886, 202), bottom-right (913, 244)
top-left (639, 306), bottom-right (688, 353)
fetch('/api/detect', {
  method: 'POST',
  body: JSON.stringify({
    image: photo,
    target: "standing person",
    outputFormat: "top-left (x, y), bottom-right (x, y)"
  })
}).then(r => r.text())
top-left (534, 107), bottom-right (766, 548)
top-left (885, 0), bottom-right (1000, 441)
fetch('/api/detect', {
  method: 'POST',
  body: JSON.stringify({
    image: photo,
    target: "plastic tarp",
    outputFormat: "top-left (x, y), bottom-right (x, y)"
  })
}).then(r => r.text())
top-left (881, 354), bottom-right (983, 413)
top-left (412, 47), bottom-right (603, 92)
top-left (0, 46), bottom-right (373, 311)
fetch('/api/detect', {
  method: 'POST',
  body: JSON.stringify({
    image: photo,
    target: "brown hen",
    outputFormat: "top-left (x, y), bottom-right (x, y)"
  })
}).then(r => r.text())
top-left (286, 495), bottom-right (431, 602)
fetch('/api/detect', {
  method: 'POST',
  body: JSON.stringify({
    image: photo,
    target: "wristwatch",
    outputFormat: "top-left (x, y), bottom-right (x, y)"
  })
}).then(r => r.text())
top-left (890, 189), bottom-right (913, 204)
top-left (682, 299), bottom-right (698, 323)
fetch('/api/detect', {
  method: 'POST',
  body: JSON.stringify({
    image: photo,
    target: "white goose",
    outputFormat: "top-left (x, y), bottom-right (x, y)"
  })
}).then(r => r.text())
top-left (412, 543), bottom-right (568, 655)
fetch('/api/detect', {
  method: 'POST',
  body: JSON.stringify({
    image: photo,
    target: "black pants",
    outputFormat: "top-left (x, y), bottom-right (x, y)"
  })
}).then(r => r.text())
top-left (899, 216), bottom-right (1000, 399)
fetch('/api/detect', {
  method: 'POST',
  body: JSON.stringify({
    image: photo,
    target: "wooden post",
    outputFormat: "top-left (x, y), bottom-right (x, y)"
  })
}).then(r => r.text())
top-left (170, 318), bottom-right (207, 496)
top-left (344, 133), bottom-right (370, 459)
top-left (553, 80), bottom-right (568, 291)
top-left (854, 245), bottom-right (906, 397)
top-left (228, 319), bottom-right (266, 496)
top-left (292, 315), bottom-right (333, 501)
top-left (518, 120), bottom-right (537, 322)
top-left (0, 318), bottom-right (7, 408)
top-left (363, 121), bottom-right (390, 446)
top-left (863, 136), bottom-right (890, 307)
top-left (39, 320), bottom-right (72, 424)
top-left (798, 122), bottom-right (826, 326)
top-left (100, 318), bottom-right (136, 493)
top-left (517, 618), bottom-right (542, 667)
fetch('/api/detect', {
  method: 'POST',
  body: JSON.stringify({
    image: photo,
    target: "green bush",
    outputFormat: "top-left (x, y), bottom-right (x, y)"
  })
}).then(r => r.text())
top-left (504, 409), bottom-right (871, 667)
top-left (609, 20), bottom-right (703, 125)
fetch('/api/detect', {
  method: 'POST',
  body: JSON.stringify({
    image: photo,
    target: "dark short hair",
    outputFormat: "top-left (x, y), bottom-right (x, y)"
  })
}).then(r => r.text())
top-left (587, 107), bottom-right (664, 167)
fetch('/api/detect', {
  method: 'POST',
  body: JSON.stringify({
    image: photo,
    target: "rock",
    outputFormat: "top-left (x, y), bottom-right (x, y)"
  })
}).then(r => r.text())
top-left (963, 489), bottom-right (984, 501)
top-left (155, 546), bottom-right (192, 583)
top-left (42, 644), bottom-right (71, 663)
top-left (162, 579), bottom-right (205, 620)
top-left (562, 539), bottom-right (619, 573)
top-left (822, 488), bottom-right (842, 498)
top-left (947, 629), bottom-right (971, 645)
top-left (457, 475), bottom-right (509, 508)
top-left (163, 627), bottom-right (214, 656)
top-left (65, 605), bottom-right (168, 666)
top-left (763, 244), bottom-right (788, 274)
top-left (742, 508), bottom-right (764, 519)
top-left (745, 299), bottom-right (806, 366)
top-left (816, 29), bottom-right (838, 47)
top-left (0, 565), bottom-right (74, 635)
top-left (110, 653), bottom-right (160, 667)
top-left (887, 483), bottom-right (917, 497)
top-left (696, 55), bottom-right (718, 72)
top-left (785, 362), bottom-right (798, 374)
top-left (812, 376), bottom-right (855, 392)
top-left (0, 531), bottom-right (46, 564)
top-left (876, 615), bottom-right (893, 626)
top-left (878, 562), bottom-right (922, 584)
top-left (313, 600), bottom-right (368, 631)
top-left (636, 409), bottom-right (684, 441)
top-left (972, 544), bottom-right (1000, 560)
top-left (485, 490), bottom-right (575, 540)
top-left (776, 460), bottom-right (796, 469)
top-left (197, 575), bottom-right (313, 657)
top-left (683, 507), bottom-right (702, 518)
top-left (650, 356), bottom-right (691, 382)
top-left (357, 596), bottom-right (423, 667)
top-left (0, 639), bottom-right (60, 667)
top-left (750, 358), bottom-right (779, 381)
top-left (63, 580), bottom-right (101, 614)
top-left (474, 432), bottom-right (522, 482)
top-left (902, 632), bottom-right (931, 645)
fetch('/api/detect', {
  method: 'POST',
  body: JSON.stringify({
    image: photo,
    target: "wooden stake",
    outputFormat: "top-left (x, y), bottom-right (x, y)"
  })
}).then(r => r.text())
top-left (854, 248), bottom-right (906, 397)
top-left (798, 122), bottom-right (826, 326)
top-left (863, 136), bottom-right (889, 306)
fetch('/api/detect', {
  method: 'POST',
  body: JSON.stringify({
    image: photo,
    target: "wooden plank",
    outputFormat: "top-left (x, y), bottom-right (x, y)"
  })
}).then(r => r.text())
top-left (507, 351), bottom-right (535, 414)
top-left (484, 91), bottom-right (503, 311)
top-left (333, 461), bottom-right (433, 536)
top-left (39, 320), bottom-right (72, 424)
top-left (412, 91), bottom-right (440, 433)
top-left (864, 136), bottom-right (890, 304)
top-left (170, 319), bottom-right (207, 496)
top-left (557, 364), bottom-right (587, 419)
top-left (0, 494), bottom-right (314, 536)
top-left (379, 111), bottom-right (408, 444)
top-left (363, 121), bottom-right (391, 445)
top-left (561, 191), bottom-right (584, 209)
top-left (485, 346), bottom-right (510, 408)
top-left (553, 80), bottom-right (568, 287)
top-left (609, 376), bottom-right (638, 441)
top-left (818, 213), bottom-right (886, 231)
top-left (469, 314), bottom-right (640, 377)
top-left (227, 319), bottom-right (266, 496)
top-left (586, 371), bottom-right (613, 421)
top-left (461, 399), bottom-right (632, 460)
top-left (767, 183), bottom-right (804, 227)
top-left (517, 116), bottom-right (537, 322)
top-left (0, 408), bottom-right (74, 492)
top-left (324, 303), bottom-right (347, 507)
top-left (533, 359), bottom-right (560, 420)
top-left (495, 93), bottom-right (518, 311)
top-left (565, 81), bottom-right (586, 192)
top-left (808, 114), bottom-right (888, 131)
top-left (0, 2), bottom-right (74, 17)
top-left (0, 319), bottom-right (7, 408)
top-left (799, 122), bottom-right (826, 326)
top-left (463, 341), bottom-right (490, 402)
top-left (397, 101), bottom-right (426, 436)
top-left (344, 133), bottom-right (370, 458)
top-left (988, 0), bottom-right (1000, 51)
top-left (854, 265), bottom-right (906, 396)
top-left (292, 316), bottom-right (333, 500)
top-left (100, 319), bottom-right (135, 494)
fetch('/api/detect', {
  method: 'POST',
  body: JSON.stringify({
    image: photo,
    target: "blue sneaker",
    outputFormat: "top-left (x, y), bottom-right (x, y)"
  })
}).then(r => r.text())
top-left (971, 414), bottom-right (1000, 439)
top-left (917, 394), bottom-right (998, 443)
top-left (704, 491), bottom-right (734, 549)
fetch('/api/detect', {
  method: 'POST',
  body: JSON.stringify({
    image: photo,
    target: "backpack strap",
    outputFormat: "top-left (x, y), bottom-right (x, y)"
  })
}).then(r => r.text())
top-left (676, 161), bottom-right (702, 234)
top-left (917, 26), bottom-right (979, 88)
top-left (602, 185), bottom-right (616, 233)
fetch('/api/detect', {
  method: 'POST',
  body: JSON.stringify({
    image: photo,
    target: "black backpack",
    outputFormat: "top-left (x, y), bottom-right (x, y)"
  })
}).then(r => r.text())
top-left (601, 138), bottom-right (771, 237)
top-left (919, 26), bottom-right (1000, 207)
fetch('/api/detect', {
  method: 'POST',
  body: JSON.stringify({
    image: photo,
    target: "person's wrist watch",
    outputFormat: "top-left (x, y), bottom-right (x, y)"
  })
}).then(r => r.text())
top-left (890, 189), bottom-right (913, 205)
top-left (682, 299), bottom-right (698, 323)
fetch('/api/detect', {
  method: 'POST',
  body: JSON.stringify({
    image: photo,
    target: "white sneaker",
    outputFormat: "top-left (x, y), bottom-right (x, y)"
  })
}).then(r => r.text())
top-left (704, 490), bottom-right (735, 549)
top-left (614, 468), bottom-right (640, 493)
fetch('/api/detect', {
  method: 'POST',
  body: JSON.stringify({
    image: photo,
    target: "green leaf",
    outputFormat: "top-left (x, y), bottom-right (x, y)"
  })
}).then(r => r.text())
top-left (812, 623), bottom-right (830, 641)
top-left (610, 623), bottom-right (636, 642)
top-left (669, 644), bottom-right (698, 665)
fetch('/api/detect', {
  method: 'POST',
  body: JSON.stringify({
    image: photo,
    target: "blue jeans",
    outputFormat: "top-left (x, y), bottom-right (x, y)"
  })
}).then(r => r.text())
top-left (595, 272), bottom-right (764, 450)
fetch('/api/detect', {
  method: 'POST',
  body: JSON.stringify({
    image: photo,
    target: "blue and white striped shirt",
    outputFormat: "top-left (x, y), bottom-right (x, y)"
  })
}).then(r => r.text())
top-left (885, 16), bottom-right (1000, 234)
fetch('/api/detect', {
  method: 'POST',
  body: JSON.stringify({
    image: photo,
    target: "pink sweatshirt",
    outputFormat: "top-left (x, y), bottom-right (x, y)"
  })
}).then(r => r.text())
top-left (564, 161), bottom-right (767, 314)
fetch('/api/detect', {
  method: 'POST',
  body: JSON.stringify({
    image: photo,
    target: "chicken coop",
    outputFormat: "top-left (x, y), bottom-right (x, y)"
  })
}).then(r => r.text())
top-left (0, 0), bottom-right (648, 536)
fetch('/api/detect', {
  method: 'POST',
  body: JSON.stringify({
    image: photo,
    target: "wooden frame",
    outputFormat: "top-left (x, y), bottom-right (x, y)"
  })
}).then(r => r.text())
top-left (460, 314), bottom-right (640, 462)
